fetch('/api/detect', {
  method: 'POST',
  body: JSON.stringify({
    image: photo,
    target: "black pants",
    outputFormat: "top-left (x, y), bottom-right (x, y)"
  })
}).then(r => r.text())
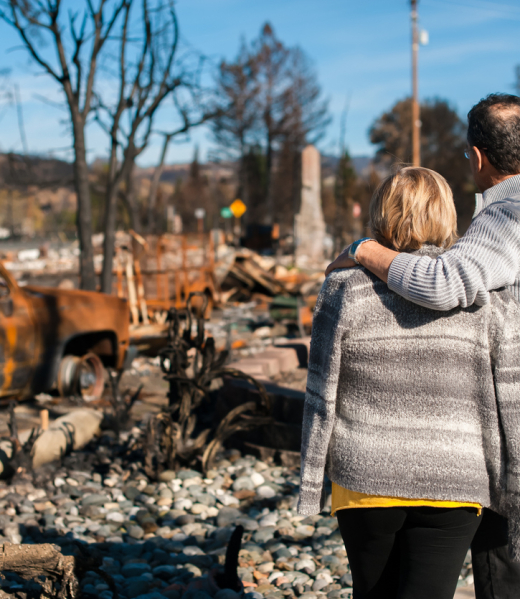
top-left (337, 506), bottom-right (481, 599)
top-left (472, 508), bottom-right (520, 599)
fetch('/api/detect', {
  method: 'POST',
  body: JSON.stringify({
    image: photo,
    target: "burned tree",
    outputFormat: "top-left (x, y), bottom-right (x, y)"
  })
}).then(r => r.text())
top-left (211, 41), bottom-right (260, 216)
top-left (1, 0), bottom-right (209, 291)
top-left (212, 23), bottom-right (330, 226)
top-left (0, 0), bottom-right (129, 290)
top-left (146, 95), bottom-right (215, 234)
top-left (93, 0), bottom-right (210, 293)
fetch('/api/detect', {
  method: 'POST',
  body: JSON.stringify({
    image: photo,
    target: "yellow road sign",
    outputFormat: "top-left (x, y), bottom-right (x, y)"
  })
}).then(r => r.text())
top-left (229, 199), bottom-right (247, 218)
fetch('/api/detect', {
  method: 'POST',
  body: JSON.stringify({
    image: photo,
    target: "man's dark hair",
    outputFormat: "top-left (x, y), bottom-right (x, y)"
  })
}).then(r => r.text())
top-left (467, 93), bottom-right (520, 175)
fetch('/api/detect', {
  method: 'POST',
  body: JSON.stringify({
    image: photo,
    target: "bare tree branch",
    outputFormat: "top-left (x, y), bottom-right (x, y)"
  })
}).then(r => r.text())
top-left (3, 4), bottom-right (61, 82)
top-left (100, 0), bottom-right (209, 292)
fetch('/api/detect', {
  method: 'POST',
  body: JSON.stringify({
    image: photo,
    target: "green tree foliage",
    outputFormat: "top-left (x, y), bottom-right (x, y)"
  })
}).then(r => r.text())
top-left (369, 98), bottom-right (476, 233)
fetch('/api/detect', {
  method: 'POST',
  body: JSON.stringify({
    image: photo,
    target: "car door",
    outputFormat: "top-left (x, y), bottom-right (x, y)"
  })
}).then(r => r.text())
top-left (0, 265), bottom-right (38, 398)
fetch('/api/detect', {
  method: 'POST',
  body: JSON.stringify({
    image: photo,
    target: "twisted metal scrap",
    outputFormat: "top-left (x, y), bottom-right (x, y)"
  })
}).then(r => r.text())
top-left (146, 292), bottom-right (271, 474)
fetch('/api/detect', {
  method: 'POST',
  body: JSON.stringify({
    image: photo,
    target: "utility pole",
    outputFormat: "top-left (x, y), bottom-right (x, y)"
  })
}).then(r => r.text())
top-left (411, 0), bottom-right (420, 166)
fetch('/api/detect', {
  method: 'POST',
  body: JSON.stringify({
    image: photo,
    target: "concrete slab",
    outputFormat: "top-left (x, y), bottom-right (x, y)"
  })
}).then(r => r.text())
top-left (227, 361), bottom-right (266, 378)
top-left (454, 585), bottom-right (474, 598)
top-left (256, 347), bottom-right (300, 373)
top-left (228, 356), bottom-right (280, 377)
top-left (275, 337), bottom-right (312, 368)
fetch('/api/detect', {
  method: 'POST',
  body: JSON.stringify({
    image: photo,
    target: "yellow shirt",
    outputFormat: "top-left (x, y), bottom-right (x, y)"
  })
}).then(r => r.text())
top-left (331, 483), bottom-right (482, 516)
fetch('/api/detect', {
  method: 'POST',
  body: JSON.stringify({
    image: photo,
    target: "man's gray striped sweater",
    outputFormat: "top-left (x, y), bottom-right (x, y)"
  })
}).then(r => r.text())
top-left (298, 246), bottom-right (520, 559)
top-left (387, 174), bottom-right (520, 310)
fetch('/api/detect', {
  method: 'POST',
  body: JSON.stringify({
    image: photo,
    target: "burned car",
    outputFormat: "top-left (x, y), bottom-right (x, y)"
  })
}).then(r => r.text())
top-left (0, 262), bottom-right (130, 401)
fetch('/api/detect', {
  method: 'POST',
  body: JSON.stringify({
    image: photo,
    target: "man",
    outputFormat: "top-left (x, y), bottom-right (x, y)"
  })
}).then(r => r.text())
top-left (326, 93), bottom-right (520, 599)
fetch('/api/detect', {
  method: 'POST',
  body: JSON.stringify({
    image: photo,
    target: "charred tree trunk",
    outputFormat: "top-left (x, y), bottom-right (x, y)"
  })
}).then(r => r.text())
top-left (121, 167), bottom-right (141, 234)
top-left (238, 145), bottom-right (250, 220)
top-left (71, 116), bottom-right (96, 291)
top-left (101, 180), bottom-right (120, 295)
top-left (147, 133), bottom-right (172, 233)
top-left (101, 140), bottom-right (135, 294)
top-left (265, 129), bottom-right (273, 225)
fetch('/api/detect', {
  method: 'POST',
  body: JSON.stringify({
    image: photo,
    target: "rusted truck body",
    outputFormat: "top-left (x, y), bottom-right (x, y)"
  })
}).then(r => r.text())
top-left (0, 262), bottom-right (130, 401)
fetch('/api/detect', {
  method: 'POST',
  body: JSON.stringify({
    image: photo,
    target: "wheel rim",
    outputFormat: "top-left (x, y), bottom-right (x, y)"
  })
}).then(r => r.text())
top-left (57, 355), bottom-right (81, 398)
top-left (76, 353), bottom-right (105, 401)
top-left (57, 353), bottom-right (104, 401)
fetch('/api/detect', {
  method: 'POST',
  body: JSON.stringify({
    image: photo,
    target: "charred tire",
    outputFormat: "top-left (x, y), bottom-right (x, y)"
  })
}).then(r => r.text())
top-left (57, 353), bottom-right (105, 401)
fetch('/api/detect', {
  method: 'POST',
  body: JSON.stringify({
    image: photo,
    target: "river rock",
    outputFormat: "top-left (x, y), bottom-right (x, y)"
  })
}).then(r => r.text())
top-left (217, 507), bottom-right (241, 528)
top-left (122, 563), bottom-right (151, 578)
top-left (256, 485), bottom-right (276, 499)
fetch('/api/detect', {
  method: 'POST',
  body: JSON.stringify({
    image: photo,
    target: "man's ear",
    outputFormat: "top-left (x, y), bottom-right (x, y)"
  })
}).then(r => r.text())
top-left (472, 146), bottom-right (484, 172)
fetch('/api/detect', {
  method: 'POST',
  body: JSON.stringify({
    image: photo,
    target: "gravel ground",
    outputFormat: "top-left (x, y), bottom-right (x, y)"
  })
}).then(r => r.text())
top-left (0, 356), bottom-right (475, 598)
top-left (0, 426), bottom-right (474, 599)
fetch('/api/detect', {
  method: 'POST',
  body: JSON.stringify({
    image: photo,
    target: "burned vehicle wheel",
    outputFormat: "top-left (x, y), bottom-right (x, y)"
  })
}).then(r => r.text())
top-left (57, 353), bottom-right (105, 401)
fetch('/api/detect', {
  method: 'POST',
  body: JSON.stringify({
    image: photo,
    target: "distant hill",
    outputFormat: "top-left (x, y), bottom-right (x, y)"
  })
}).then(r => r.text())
top-left (136, 154), bottom-right (375, 184)
top-left (0, 152), bottom-right (376, 188)
top-left (0, 153), bottom-right (73, 187)
top-left (134, 160), bottom-right (237, 185)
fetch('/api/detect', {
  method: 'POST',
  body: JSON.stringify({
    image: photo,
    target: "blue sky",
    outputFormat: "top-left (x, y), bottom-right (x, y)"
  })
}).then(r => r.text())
top-left (0, 0), bottom-right (520, 165)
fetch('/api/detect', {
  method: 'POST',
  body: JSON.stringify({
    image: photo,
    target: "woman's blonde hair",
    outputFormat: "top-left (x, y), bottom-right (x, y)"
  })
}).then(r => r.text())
top-left (369, 166), bottom-right (458, 252)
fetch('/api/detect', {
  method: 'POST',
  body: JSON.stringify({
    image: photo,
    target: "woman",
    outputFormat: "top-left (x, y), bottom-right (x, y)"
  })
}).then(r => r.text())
top-left (298, 167), bottom-right (520, 599)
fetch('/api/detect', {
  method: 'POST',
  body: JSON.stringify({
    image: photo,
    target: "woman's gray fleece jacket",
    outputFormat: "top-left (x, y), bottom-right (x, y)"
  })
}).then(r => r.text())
top-left (298, 246), bottom-right (520, 560)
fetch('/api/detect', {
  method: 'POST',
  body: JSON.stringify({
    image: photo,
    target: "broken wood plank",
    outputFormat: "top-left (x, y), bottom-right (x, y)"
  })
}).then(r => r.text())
top-left (133, 258), bottom-right (149, 325)
top-left (0, 543), bottom-right (78, 599)
top-left (126, 253), bottom-right (139, 324)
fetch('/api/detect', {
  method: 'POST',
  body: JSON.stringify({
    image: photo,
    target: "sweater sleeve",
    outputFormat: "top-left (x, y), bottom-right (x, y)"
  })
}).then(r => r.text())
top-left (298, 273), bottom-right (351, 515)
top-left (387, 203), bottom-right (520, 311)
top-left (489, 292), bottom-right (520, 561)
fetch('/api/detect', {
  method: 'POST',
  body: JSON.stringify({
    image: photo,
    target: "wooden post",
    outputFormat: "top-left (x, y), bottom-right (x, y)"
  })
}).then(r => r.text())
top-left (182, 234), bottom-right (188, 302)
top-left (156, 236), bottom-right (163, 302)
top-left (115, 249), bottom-right (123, 298)
top-left (133, 258), bottom-right (149, 325)
top-left (126, 253), bottom-right (139, 324)
top-left (40, 409), bottom-right (49, 431)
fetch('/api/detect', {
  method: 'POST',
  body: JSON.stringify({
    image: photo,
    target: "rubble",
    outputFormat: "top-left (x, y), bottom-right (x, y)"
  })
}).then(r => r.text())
top-left (0, 308), bottom-right (475, 599)
top-left (1, 233), bottom-right (323, 332)
top-left (0, 261), bottom-right (130, 403)
top-left (0, 222), bottom-right (475, 598)
top-left (219, 251), bottom-right (287, 303)
top-left (140, 295), bottom-right (271, 475)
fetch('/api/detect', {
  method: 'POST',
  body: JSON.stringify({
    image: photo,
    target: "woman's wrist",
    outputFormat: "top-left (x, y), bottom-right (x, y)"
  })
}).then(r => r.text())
top-left (355, 240), bottom-right (398, 283)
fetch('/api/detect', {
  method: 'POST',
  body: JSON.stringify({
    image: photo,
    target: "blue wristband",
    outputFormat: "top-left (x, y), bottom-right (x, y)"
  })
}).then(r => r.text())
top-left (347, 238), bottom-right (375, 264)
